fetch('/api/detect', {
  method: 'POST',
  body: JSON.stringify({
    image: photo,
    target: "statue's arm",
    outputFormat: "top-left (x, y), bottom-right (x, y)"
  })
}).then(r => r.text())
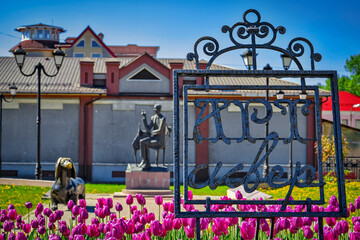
top-left (151, 117), bottom-right (166, 136)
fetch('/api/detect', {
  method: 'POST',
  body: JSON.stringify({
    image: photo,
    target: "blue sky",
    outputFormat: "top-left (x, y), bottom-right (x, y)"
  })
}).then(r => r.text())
top-left (1, 0), bottom-right (359, 84)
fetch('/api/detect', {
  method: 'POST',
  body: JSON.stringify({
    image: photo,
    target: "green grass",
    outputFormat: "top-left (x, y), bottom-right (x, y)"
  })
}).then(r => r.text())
top-left (0, 185), bottom-right (50, 216)
top-left (85, 183), bottom-right (126, 194)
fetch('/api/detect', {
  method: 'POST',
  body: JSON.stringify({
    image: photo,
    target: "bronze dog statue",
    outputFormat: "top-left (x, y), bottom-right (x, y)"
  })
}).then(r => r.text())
top-left (51, 157), bottom-right (85, 210)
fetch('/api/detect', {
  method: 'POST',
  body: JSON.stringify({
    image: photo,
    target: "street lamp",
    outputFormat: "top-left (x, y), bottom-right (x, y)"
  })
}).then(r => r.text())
top-left (0, 84), bottom-right (17, 177)
top-left (13, 44), bottom-right (65, 180)
top-left (350, 103), bottom-right (360, 127)
top-left (280, 53), bottom-right (292, 70)
top-left (241, 49), bottom-right (254, 70)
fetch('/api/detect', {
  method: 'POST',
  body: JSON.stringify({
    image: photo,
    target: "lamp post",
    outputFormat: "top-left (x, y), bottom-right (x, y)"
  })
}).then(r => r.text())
top-left (0, 84), bottom-right (17, 177)
top-left (13, 45), bottom-right (65, 180)
top-left (350, 103), bottom-right (360, 127)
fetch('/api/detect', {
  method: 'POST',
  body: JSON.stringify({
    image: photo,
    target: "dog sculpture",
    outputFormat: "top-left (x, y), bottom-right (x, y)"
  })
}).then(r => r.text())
top-left (51, 157), bottom-right (85, 210)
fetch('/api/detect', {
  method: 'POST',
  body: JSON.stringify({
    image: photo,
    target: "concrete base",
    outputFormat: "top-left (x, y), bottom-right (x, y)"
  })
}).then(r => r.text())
top-left (114, 189), bottom-right (173, 198)
top-left (227, 185), bottom-right (272, 200)
top-left (125, 164), bottom-right (170, 190)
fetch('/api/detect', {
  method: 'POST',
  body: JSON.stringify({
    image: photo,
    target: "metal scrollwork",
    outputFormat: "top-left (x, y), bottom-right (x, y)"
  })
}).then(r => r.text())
top-left (187, 9), bottom-right (322, 70)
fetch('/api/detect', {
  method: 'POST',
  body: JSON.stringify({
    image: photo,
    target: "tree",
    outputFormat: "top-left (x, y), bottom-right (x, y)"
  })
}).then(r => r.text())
top-left (319, 54), bottom-right (360, 96)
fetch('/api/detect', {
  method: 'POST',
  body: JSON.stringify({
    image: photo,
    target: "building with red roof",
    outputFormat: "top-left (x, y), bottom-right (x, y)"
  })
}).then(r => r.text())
top-left (322, 91), bottom-right (360, 128)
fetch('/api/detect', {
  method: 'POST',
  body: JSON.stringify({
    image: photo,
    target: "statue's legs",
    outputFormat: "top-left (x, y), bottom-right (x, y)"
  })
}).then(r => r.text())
top-left (139, 137), bottom-right (160, 169)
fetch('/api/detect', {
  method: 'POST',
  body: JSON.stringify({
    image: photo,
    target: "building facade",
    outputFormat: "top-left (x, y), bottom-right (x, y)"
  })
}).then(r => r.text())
top-left (0, 24), bottom-right (329, 182)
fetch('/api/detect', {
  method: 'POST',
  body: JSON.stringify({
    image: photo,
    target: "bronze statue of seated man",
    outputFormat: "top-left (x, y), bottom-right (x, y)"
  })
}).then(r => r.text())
top-left (132, 104), bottom-right (167, 170)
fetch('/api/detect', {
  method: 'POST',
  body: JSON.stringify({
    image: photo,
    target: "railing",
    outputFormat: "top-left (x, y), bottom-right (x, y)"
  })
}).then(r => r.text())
top-left (323, 157), bottom-right (360, 179)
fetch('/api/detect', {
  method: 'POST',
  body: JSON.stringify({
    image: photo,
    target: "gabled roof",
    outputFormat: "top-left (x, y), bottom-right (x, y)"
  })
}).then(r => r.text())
top-left (58, 26), bottom-right (116, 57)
top-left (0, 57), bottom-right (106, 94)
top-left (9, 40), bottom-right (58, 52)
top-left (323, 91), bottom-right (360, 111)
top-left (108, 44), bottom-right (159, 57)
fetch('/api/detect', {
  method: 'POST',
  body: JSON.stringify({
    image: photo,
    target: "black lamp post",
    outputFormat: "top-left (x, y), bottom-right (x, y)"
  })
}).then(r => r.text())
top-left (13, 45), bottom-right (65, 180)
top-left (0, 84), bottom-right (17, 177)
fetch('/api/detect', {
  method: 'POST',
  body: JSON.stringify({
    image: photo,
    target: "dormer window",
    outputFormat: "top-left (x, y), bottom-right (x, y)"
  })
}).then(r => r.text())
top-left (37, 30), bottom-right (43, 38)
top-left (92, 40), bottom-right (100, 48)
top-left (129, 68), bottom-right (160, 80)
top-left (76, 40), bottom-right (85, 47)
top-left (44, 30), bottom-right (50, 39)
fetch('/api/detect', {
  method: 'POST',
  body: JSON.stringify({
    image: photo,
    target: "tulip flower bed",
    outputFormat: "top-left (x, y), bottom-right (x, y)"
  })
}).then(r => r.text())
top-left (1, 190), bottom-right (360, 240)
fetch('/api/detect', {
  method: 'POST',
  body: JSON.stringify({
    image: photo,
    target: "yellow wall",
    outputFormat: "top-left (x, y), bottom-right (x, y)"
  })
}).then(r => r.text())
top-left (72, 30), bottom-right (103, 58)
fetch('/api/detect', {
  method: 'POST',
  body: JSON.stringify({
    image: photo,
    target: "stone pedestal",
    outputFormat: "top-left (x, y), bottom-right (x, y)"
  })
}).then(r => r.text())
top-left (114, 164), bottom-right (172, 197)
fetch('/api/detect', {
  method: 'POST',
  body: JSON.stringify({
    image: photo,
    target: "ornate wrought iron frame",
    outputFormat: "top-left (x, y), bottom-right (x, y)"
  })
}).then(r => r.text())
top-left (172, 9), bottom-right (347, 240)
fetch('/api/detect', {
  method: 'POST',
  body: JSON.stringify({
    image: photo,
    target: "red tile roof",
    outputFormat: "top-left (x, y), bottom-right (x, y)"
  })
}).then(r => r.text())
top-left (108, 45), bottom-right (159, 57)
top-left (322, 91), bottom-right (360, 111)
top-left (9, 40), bottom-right (58, 52)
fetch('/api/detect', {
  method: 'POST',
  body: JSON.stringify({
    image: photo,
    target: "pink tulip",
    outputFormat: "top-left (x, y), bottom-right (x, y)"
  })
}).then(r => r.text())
top-left (67, 200), bottom-right (74, 211)
top-left (235, 190), bottom-right (243, 200)
top-left (79, 199), bottom-right (86, 208)
top-left (155, 195), bottom-right (163, 205)
top-left (115, 202), bottom-right (123, 212)
top-left (355, 198), bottom-right (360, 209)
top-left (302, 225), bottom-right (313, 239)
top-left (111, 223), bottom-right (124, 239)
top-left (151, 220), bottom-right (163, 236)
top-left (240, 220), bottom-right (255, 240)
top-left (173, 218), bottom-right (182, 230)
top-left (188, 190), bottom-right (193, 200)
top-left (25, 202), bottom-right (32, 209)
top-left (184, 225), bottom-right (195, 238)
top-left (126, 194), bottom-right (134, 205)
top-left (8, 209), bottom-right (17, 220)
top-left (350, 232), bottom-right (360, 240)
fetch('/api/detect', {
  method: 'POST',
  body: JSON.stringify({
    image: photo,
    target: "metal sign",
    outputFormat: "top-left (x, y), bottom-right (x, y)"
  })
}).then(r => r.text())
top-left (173, 9), bottom-right (346, 240)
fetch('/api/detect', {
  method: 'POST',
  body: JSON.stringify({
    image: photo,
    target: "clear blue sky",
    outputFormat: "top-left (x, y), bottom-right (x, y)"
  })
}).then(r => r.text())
top-left (1, 0), bottom-right (359, 84)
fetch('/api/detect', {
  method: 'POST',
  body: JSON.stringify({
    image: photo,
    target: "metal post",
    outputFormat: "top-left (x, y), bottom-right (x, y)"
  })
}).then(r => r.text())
top-left (263, 64), bottom-right (272, 177)
top-left (289, 141), bottom-right (293, 179)
top-left (35, 65), bottom-right (42, 180)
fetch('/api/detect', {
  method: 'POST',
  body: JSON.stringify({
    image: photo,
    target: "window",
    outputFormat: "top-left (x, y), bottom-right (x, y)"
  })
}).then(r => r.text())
top-left (76, 40), bottom-right (85, 47)
top-left (129, 68), bottom-right (160, 80)
top-left (356, 120), bottom-right (360, 129)
top-left (92, 40), bottom-right (101, 48)
top-left (341, 119), bottom-right (348, 125)
top-left (37, 30), bottom-right (43, 38)
top-left (74, 53), bottom-right (85, 58)
top-left (183, 76), bottom-right (197, 85)
top-left (44, 30), bottom-right (50, 39)
top-left (91, 53), bottom-right (102, 58)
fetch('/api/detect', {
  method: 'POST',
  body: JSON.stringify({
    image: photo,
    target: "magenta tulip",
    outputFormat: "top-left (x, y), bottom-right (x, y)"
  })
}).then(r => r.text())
top-left (151, 220), bottom-right (163, 237)
top-left (155, 195), bottom-right (163, 205)
top-left (8, 209), bottom-right (17, 220)
top-left (25, 202), bottom-right (32, 209)
top-left (240, 220), bottom-right (255, 240)
top-left (3, 220), bottom-right (14, 232)
top-left (235, 190), bottom-right (243, 200)
top-left (350, 232), bottom-right (360, 240)
top-left (38, 226), bottom-right (46, 235)
top-left (126, 194), bottom-right (134, 205)
top-left (72, 205), bottom-right (80, 216)
top-left (115, 202), bottom-right (123, 212)
top-left (188, 190), bottom-right (193, 200)
top-left (79, 199), bottom-right (86, 208)
top-left (67, 200), bottom-right (75, 210)
top-left (15, 232), bottom-right (27, 240)
top-left (22, 223), bottom-right (31, 234)
top-left (302, 225), bottom-right (313, 239)
top-left (184, 225), bottom-right (195, 239)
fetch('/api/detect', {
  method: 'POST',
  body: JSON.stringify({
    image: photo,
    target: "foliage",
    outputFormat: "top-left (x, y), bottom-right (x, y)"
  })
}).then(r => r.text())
top-left (314, 134), bottom-right (349, 162)
top-left (320, 54), bottom-right (360, 96)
